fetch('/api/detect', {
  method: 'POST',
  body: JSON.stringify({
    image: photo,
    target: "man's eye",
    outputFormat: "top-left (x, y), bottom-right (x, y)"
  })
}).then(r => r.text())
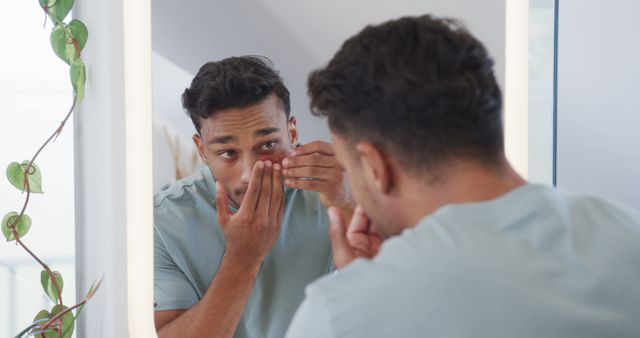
top-left (219, 150), bottom-right (237, 159)
top-left (261, 141), bottom-right (276, 151)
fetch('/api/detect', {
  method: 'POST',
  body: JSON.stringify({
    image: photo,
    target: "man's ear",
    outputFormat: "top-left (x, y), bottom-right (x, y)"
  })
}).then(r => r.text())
top-left (193, 133), bottom-right (207, 162)
top-left (355, 141), bottom-right (394, 195)
top-left (287, 116), bottom-right (299, 146)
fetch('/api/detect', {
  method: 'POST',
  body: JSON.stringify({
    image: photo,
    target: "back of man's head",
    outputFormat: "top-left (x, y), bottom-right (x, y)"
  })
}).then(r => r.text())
top-left (308, 15), bottom-right (503, 177)
top-left (182, 55), bottom-right (291, 134)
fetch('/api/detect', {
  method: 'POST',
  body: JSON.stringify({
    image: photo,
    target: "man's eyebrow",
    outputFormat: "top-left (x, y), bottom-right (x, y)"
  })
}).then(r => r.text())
top-left (254, 127), bottom-right (280, 137)
top-left (208, 135), bottom-right (236, 145)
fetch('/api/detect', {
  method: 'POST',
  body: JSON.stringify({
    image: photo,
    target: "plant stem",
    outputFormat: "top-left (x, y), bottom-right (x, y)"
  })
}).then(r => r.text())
top-left (11, 230), bottom-right (64, 306)
top-left (40, 299), bottom-right (87, 332)
top-left (9, 95), bottom-right (76, 226)
top-left (29, 95), bottom-right (77, 167)
top-left (7, 96), bottom-right (77, 312)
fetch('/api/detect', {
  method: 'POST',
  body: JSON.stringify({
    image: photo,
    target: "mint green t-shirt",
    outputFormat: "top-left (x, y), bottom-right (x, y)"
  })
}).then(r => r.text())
top-left (287, 184), bottom-right (640, 338)
top-left (154, 166), bottom-right (334, 338)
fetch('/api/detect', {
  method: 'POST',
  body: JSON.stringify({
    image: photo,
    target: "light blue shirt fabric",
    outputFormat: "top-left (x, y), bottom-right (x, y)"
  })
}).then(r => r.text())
top-left (154, 166), bottom-right (334, 338)
top-left (286, 184), bottom-right (640, 338)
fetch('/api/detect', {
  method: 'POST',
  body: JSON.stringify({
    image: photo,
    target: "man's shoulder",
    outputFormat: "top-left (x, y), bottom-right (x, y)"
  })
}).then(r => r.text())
top-left (533, 186), bottom-right (640, 244)
top-left (560, 188), bottom-right (640, 224)
top-left (154, 166), bottom-right (214, 209)
top-left (305, 259), bottom-right (394, 306)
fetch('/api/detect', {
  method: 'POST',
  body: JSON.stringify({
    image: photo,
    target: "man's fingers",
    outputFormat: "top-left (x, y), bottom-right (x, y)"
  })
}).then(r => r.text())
top-left (284, 177), bottom-right (328, 192)
top-left (255, 161), bottom-right (273, 218)
top-left (283, 166), bottom-right (338, 180)
top-left (290, 141), bottom-right (334, 156)
top-left (238, 161), bottom-right (265, 216)
top-left (369, 232), bottom-right (384, 257)
top-left (328, 207), bottom-right (356, 269)
top-left (282, 152), bottom-right (336, 168)
top-left (215, 181), bottom-right (230, 225)
top-left (345, 206), bottom-right (373, 253)
top-left (347, 206), bottom-right (371, 234)
top-left (271, 163), bottom-right (285, 222)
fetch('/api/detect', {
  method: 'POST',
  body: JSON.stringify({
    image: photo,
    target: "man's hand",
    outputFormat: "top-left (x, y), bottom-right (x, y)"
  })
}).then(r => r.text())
top-left (282, 141), bottom-right (353, 210)
top-left (328, 206), bottom-right (384, 269)
top-left (216, 161), bottom-right (285, 264)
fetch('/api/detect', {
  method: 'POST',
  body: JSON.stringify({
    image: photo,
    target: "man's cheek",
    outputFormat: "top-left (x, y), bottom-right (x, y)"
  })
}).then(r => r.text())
top-left (259, 154), bottom-right (286, 164)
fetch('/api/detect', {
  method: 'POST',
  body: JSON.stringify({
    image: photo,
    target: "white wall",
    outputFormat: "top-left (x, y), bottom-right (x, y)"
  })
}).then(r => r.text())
top-left (151, 52), bottom-right (201, 193)
top-left (152, 0), bottom-right (507, 145)
top-left (556, 0), bottom-right (640, 208)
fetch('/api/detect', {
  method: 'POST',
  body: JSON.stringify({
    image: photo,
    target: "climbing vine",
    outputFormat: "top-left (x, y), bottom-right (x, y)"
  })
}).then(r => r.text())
top-left (3, 1), bottom-right (101, 337)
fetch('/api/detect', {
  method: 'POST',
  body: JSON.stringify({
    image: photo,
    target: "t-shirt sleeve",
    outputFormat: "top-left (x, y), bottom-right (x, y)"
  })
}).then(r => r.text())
top-left (285, 286), bottom-right (335, 338)
top-left (154, 226), bottom-right (198, 311)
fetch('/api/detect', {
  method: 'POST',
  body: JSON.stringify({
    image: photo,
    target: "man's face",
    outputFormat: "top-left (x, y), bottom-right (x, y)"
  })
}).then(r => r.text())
top-left (194, 94), bottom-right (298, 208)
top-left (330, 132), bottom-right (397, 238)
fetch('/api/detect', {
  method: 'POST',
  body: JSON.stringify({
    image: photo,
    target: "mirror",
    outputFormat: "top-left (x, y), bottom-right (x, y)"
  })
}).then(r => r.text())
top-left (148, 0), bottom-right (536, 337)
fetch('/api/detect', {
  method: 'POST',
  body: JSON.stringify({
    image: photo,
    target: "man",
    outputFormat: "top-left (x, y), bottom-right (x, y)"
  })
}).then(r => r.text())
top-left (153, 56), bottom-right (352, 338)
top-left (286, 15), bottom-right (640, 338)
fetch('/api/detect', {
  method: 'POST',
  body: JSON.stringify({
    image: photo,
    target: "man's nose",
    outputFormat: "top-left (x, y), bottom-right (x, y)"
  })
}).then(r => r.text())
top-left (240, 156), bottom-right (257, 184)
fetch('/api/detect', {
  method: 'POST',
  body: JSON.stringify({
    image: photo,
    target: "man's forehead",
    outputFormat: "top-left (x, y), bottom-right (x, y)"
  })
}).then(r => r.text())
top-left (202, 112), bottom-right (285, 145)
top-left (204, 95), bottom-right (285, 129)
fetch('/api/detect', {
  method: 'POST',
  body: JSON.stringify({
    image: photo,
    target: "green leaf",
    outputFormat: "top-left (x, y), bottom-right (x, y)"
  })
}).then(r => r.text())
top-left (28, 327), bottom-right (57, 338)
top-left (50, 25), bottom-right (74, 65)
top-left (6, 161), bottom-right (44, 193)
top-left (86, 276), bottom-right (104, 300)
top-left (64, 40), bottom-right (76, 63)
top-left (33, 309), bottom-right (51, 323)
top-left (70, 59), bottom-right (86, 103)
top-left (51, 304), bottom-right (75, 338)
top-left (47, 0), bottom-right (74, 24)
top-left (41, 270), bottom-right (64, 303)
top-left (24, 310), bottom-right (57, 338)
top-left (73, 303), bottom-right (85, 320)
top-left (68, 19), bottom-right (88, 52)
top-left (2, 212), bottom-right (31, 242)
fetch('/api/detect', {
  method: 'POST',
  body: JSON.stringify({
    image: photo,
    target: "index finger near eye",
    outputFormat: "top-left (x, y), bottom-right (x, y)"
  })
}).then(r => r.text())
top-left (255, 162), bottom-right (273, 217)
top-left (271, 163), bottom-right (284, 217)
top-left (238, 161), bottom-right (265, 215)
top-left (293, 141), bottom-right (334, 156)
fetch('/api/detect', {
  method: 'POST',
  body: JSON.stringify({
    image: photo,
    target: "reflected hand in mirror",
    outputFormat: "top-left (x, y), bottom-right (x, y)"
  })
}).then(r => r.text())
top-left (215, 160), bottom-right (285, 264)
top-left (282, 141), bottom-right (354, 213)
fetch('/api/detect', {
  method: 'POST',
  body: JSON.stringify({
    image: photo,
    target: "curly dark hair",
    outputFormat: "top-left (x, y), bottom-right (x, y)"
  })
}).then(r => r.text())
top-left (182, 56), bottom-right (291, 133)
top-left (308, 15), bottom-right (503, 172)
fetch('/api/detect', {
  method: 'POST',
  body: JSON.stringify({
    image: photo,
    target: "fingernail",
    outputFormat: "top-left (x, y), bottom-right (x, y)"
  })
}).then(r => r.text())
top-left (274, 163), bottom-right (281, 171)
top-left (282, 159), bottom-right (289, 167)
top-left (257, 161), bottom-right (264, 168)
top-left (282, 169), bottom-right (288, 175)
top-left (285, 179), bottom-right (291, 185)
top-left (265, 161), bottom-right (272, 167)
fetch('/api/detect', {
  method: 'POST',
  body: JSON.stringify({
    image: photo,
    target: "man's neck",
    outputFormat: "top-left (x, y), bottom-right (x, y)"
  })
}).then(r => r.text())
top-left (400, 158), bottom-right (527, 228)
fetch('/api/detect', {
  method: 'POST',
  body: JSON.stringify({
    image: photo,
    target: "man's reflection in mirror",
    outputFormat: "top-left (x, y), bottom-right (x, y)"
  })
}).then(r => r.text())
top-left (153, 56), bottom-right (353, 338)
